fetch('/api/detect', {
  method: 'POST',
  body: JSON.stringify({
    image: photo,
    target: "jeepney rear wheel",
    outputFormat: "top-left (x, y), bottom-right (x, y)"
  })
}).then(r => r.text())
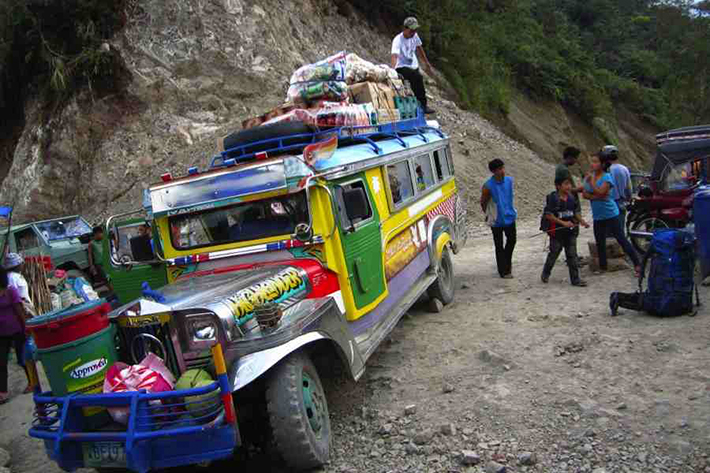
top-left (428, 246), bottom-right (455, 305)
top-left (266, 351), bottom-right (330, 471)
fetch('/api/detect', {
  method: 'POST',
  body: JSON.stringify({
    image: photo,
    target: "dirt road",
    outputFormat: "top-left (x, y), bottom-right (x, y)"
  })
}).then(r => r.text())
top-left (2, 219), bottom-right (709, 473)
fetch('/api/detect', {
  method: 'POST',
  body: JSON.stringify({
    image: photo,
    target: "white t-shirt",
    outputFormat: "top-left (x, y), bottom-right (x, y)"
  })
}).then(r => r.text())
top-left (391, 32), bottom-right (423, 70)
top-left (8, 271), bottom-right (31, 303)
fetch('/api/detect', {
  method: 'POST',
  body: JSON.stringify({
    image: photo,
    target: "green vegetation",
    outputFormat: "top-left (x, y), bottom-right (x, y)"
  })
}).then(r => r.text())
top-left (0, 0), bottom-right (129, 102)
top-left (350, 0), bottom-right (710, 129)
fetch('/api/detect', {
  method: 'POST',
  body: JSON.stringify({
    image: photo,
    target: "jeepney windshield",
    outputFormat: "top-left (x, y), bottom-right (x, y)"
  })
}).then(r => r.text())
top-left (169, 191), bottom-right (309, 250)
top-left (35, 217), bottom-right (92, 241)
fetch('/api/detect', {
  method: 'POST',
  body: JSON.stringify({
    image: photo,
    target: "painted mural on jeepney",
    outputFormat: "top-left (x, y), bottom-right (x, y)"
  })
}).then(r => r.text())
top-left (384, 219), bottom-right (428, 280)
top-left (225, 266), bottom-right (309, 321)
top-left (288, 245), bottom-right (326, 265)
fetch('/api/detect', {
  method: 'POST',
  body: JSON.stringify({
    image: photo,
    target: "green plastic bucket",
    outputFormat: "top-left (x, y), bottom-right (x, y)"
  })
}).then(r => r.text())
top-left (37, 325), bottom-right (118, 428)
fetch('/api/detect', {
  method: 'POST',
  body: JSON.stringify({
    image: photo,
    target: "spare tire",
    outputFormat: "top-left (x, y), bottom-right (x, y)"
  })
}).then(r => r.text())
top-left (223, 121), bottom-right (314, 158)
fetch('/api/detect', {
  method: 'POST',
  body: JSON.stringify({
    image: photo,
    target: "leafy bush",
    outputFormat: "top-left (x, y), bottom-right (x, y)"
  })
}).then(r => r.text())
top-left (0, 0), bottom-right (129, 102)
top-left (348, 0), bottom-right (710, 129)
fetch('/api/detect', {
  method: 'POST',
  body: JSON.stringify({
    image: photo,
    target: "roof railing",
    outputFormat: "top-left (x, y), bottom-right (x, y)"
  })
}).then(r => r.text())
top-left (209, 109), bottom-right (429, 170)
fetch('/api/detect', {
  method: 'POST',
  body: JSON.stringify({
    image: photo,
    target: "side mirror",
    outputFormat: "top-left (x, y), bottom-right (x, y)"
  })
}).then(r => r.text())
top-left (343, 188), bottom-right (370, 222)
top-left (294, 223), bottom-right (313, 243)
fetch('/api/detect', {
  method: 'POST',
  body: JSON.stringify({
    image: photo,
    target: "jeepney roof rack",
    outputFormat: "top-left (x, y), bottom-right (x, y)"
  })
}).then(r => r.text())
top-left (209, 109), bottom-right (436, 170)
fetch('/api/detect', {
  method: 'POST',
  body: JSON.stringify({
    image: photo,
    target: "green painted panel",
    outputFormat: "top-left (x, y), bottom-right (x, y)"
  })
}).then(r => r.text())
top-left (333, 175), bottom-right (386, 310)
top-left (102, 219), bottom-right (168, 304)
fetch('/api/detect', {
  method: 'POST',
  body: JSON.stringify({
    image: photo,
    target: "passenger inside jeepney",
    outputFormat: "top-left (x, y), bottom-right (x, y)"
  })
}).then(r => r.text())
top-left (170, 193), bottom-right (308, 250)
top-left (415, 165), bottom-right (426, 191)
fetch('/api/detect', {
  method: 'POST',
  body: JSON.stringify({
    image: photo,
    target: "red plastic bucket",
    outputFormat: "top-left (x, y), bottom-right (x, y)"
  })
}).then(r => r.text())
top-left (26, 299), bottom-right (110, 349)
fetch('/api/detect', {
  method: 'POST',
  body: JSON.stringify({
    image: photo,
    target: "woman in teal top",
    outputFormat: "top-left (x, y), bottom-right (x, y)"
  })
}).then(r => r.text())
top-left (583, 154), bottom-right (640, 276)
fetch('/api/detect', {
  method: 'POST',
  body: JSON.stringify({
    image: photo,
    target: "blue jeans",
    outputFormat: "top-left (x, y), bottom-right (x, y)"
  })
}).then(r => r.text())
top-left (593, 216), bottom-right (640, 270)
top-left (615, 200), bottom-right (628, 234)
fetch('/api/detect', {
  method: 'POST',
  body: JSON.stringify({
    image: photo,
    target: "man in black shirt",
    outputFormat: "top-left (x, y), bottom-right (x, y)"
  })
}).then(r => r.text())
top-left (541, 177), bottom-right (590, 287)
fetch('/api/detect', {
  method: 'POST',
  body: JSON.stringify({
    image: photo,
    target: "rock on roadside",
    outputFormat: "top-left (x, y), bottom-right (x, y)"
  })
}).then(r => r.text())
top-left (461, 450), bottom-right (481, 466)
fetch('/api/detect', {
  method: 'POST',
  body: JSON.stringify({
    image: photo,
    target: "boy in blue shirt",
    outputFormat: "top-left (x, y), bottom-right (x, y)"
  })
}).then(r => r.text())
top-left (481, 159), bottom-right (518, 278)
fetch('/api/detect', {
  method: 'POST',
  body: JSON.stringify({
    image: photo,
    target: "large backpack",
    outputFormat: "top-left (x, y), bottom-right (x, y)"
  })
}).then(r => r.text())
top-left (639, 229), bottom-right (700, 317)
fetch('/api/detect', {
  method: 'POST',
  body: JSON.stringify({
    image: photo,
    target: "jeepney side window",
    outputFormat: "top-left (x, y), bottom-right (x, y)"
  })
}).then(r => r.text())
top-left (335, 180), bottom-right (373, 230)
top-left (433, 148), bottom-right (451, 181)
top-left (15, 228), bottom-right (40, 251)
top-left (414, 154), bottom-right (436, 192)
top-left (386, 161), bottom-right (415, 208)
top-left (445, 146), bottom-right (455, 174)
top-left (111, 224), bottom-right (155, 265)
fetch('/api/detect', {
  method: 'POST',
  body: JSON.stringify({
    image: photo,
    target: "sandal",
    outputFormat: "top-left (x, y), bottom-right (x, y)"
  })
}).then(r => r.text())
top-left (0, 393), bottom-right (9, 405)
top-left (23, 385), bottom-right (33, 394)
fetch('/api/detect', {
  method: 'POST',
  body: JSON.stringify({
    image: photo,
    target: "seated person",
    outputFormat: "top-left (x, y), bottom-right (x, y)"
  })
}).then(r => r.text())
top-left (389, 173), bottom-right (402, 203)
top-left (138, 224), bottom-right (155, 255)
top-left (415, 165), bottom-right (426, 191)
top-left (232, 205), bottom-right (293, 240)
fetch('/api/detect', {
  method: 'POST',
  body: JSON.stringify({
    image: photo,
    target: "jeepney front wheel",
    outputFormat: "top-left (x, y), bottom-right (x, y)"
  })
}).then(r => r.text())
top-left (428, 246), bottom-right (455, 305)
top-left (266, 351), bottom-right (330, 471)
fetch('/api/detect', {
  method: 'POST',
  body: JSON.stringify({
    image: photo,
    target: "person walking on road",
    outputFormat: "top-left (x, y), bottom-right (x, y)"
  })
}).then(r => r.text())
top-left (583, 154), bottom-right (641, 276)
top-left (391, 16), bottom-right (435, 115)
top-left (481, 159), bottom-right (518, 279)
top-left (541, 177), bottom-right (590, 287)
top-left (601, 145), bottom-right (632, 232)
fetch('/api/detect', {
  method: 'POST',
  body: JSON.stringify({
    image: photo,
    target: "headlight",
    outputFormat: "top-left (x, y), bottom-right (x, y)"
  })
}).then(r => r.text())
top-left (125, 302), bottom-right (141, 316)
top-left (191, 319), bottom-right (217, 341)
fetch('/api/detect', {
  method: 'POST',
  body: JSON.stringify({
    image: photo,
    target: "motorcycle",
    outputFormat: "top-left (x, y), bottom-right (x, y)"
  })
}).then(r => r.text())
top-left (626, 126), bottom-right (709, 255)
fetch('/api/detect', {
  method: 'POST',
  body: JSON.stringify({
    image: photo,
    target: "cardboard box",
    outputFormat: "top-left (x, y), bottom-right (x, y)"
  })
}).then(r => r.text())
top-left (349, 82), bottom-right (396, 111)
top-left (388, 79), bottom-right (407, 96)
top-left (377, 108), bottom-right (401, 124)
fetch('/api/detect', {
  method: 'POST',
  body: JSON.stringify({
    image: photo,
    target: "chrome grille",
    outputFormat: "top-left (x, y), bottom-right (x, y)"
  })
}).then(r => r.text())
top-left (116, 320), bottom-right (182, 376)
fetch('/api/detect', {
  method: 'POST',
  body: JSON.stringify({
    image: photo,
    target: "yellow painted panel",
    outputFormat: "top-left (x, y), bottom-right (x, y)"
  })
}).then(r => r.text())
top-left (365, 168), bottom-right (391, 222)
top-left (381, 179), bottom-right (458, 247)
top-left (436, 233), bottom-right (452, 259)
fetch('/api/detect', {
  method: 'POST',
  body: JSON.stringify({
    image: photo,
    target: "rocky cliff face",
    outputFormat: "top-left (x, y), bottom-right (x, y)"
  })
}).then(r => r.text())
top-left (0, 0), bottom-right (658, 225)
top-left (0, 0), bottom-right (392, 222)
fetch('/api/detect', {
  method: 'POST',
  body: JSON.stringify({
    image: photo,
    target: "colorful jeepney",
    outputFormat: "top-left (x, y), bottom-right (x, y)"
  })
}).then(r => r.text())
top-left (29, 113), bottom-right (467, 472)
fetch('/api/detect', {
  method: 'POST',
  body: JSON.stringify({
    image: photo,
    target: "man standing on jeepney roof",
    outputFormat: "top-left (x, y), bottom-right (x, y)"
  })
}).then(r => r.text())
top-left (391, 16), bottom-right (436, 115)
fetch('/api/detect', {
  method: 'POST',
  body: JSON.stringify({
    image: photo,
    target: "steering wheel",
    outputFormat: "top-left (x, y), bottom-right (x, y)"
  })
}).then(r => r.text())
top-left (119, 255), bottom-right (135, 271)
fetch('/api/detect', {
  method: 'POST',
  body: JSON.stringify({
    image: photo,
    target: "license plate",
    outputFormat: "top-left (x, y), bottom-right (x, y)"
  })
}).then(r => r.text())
top-left (83, 442), bottom-right (127, 468)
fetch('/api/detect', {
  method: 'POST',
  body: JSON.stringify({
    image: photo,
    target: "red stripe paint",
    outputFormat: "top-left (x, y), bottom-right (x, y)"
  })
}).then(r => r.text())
top-left (222, 393), bottom-right (236, 424)
top-left (174, 259), bottom-right (341, 299)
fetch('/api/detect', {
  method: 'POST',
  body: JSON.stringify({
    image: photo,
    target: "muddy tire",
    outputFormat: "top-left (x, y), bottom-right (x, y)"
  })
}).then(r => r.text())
top-left (266, 351), bottom-right (330, 471)
top-left (428, 246), bottom-right (455, 305)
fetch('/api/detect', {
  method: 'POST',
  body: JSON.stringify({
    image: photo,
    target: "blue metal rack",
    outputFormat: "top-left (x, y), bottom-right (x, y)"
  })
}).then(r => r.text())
top-left (210, 108), bottom-right (431, 170)
top-left (30, 378), bottom-right (238, 473)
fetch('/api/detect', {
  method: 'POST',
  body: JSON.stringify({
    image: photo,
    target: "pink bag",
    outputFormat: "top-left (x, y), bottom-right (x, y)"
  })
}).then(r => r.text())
top-left (103, 353), bottom-right (176, 424)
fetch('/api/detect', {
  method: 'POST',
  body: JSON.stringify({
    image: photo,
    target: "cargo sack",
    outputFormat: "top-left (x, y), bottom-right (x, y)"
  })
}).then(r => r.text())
top-left (638, 229), bottom-right (700, 317)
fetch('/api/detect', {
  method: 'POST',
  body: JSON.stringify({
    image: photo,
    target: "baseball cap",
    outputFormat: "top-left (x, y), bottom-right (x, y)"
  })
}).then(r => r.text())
top-left (404, 17), bottom-right (420, 30)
